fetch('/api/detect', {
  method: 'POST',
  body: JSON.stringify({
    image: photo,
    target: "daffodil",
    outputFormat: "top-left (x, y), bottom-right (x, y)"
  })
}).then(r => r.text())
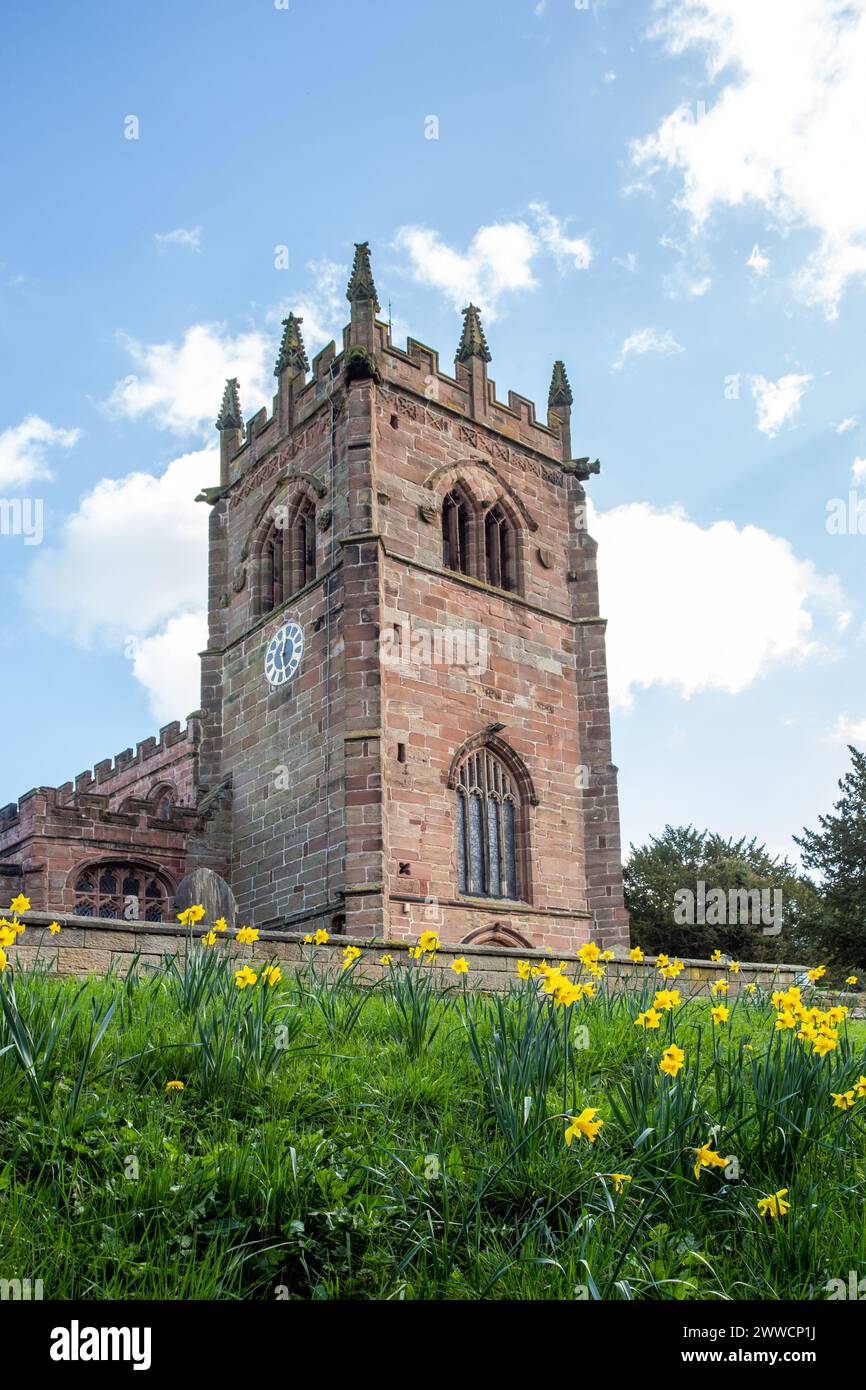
top-left (629, 946), bottom-right (644, 963)
top-left (757, 1189), bottom-right (790, 1219)
top-left (0, 925), bottom-right (16, 949)
top-left (831, 1090), bottom-right (856, 1110)
top-left (234, 965), bottom-right (258, 989)
top-left (577, 942), bottom-right (601, 967)
top-left (261, 964), bottom-right (282, 986)
top-left (517, 959), bottom-right (532, 979)
top-left (48, 920), bottom-right (61, 936)
top-left (855, 1075), bottom-right (866, 1099)
top-left (711, 978), bottom-right (729, 996)
top-left (303, 934), bottom-right (313, 944)
top-left (659, 1044), bottom-right (685, 1077)
top-left (610, 1173), bottom-right (631, 1194)
top-left (710, 1005), bottom-right (730, 1025)
top-left (177, 904), bottom-right (206, 926)
top-left (564, 1108), bottom-right (603, 1145)
top-left (201, 930), bottom-right (217, 947)
top-left (807, 965), bottom-right (827, 982)
top-left (653, 989), bottom-right (681, 1012)
top-left (0, 947), bottom-right (7, 973)
top-left (729, 960), bottom-right (741, 974)
top-left (214, 917), bottom-right (228, 932)
top-left (812, 1033), bottom-right (838, 1056)
top-left (845, 975), bottom-right (858, 986)
top-left (635, 1007), bottom-right (661, 1030)
top-left (342, 945), bottom-right (361, 969)
top-left (418, 930), bottom-right (439, 953)
top-left (379, 954), bottom-right (393, 966)
top-left (236, 926), bottom-right (259, 944)
top-left (314, 928), bottom-right (329, 945)
top-left (710, 949), bottom-right (722, 964)
top-left (9, 894), bottom-right (30, 915)
top-left (451, 957), bottom-right (469, 976)
top-left (165, 1080), bottom-right (185, 1092)
top-left (693, 1142), bottom-right (729, 1181)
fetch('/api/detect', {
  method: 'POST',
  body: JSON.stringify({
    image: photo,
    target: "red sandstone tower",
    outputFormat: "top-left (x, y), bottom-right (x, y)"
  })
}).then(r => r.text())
top-left (0, 242), bottom-right (629, 952)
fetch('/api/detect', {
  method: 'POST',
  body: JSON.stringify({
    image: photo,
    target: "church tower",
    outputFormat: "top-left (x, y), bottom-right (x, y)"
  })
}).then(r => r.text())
top-left (196, 244), bottom-right (629, 951)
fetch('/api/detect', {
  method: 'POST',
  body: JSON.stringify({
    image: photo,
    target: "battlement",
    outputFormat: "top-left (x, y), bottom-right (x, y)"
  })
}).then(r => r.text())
top-left (0, 713), bottom-right (205, 833)
top-left (213, 241), bottom-right (583, 497)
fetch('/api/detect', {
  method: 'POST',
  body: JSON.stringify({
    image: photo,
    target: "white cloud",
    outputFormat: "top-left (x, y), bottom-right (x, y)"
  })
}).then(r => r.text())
top-left (829, 713), bottom-right (866, 743)
top-left (25, 444), bottom-right (217, 720)
top-left (270, 257), bottom-right (345, 356)
top-left (836, 416), bottom-right (858, 433)
top-left (154, 227), bottom-right (203, 253)
top-left (130, 611), bottom-right (207, 722)
top-left (614, 252), bottom-right (638, 272)
top-left (593, 500), bottom-right (848, 709)
top-left (751, 372), bottom-right (812, 436)
top-left (852, 457), bottom-right (866, 483)
top-left (612, 327), bottom-right (684, 370)
top-left (104, 324), bottom-right (271, 437)
top-left (393, 203), bottom-right (590, 318)
top-left (632, 0), bottom-right (866, 317)
top-left (0, 416), bottom-right (80, 488)
top-left (746, 243), bottom-right (770, 274)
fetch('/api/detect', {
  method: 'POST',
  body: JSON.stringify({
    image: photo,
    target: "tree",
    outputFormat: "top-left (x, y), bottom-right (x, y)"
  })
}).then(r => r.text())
top-left (624, 825), bottom-right (822, 963)
top-left (794, 745), bottom-right (866, 971)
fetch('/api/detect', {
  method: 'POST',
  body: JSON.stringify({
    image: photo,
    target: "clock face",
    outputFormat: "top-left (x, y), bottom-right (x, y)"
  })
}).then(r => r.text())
top-left (265, 621), bottom-right (304, 688)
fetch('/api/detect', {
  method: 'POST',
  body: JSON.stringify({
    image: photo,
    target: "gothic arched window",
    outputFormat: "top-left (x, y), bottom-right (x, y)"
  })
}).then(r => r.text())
top-left (442, 487), bottom-right (472, 576)
top-left (290, 495), bottom-right (316, 592)
top-left (72, 862), bottom-right (173, 921)
top-left (454, 747), bottom-right (523, 900)
top-left (484, 503), bottom-right (518, 592)
top-left (261, 524), bottom-right (285, 614)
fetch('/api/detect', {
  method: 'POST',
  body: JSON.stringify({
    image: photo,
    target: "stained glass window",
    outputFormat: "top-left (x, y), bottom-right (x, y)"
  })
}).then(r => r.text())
top-left (454, 747), bottom-right (523, 899)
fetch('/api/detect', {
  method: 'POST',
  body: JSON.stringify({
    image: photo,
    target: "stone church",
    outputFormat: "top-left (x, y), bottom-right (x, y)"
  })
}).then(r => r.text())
top-left (0, 244), bottom-right (629, 952)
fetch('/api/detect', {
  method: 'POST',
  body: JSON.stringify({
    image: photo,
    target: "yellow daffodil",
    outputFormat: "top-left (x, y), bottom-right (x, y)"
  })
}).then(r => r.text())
top-left (303, 934), bottom-right (313, 944)
top-left (554, 978), bottom-right (581, 1007)
top-left (693, 1142), bottom-right (729, 1181)
top-left (845, 975), bottom-right (858, 986)
top-left (710, 1005), bottom-right (730, 1025)
top-left (659, 957), bottom-right (685, 980)
top-left (342, 945), bottom-right (361, 970)
top-left (177, 904), bottom-right (206, 926)
top-left (757, 1189), bottom-right (790, 1219)
top-left (610, 1173), bottom-right (632, 1194)
top-left (165, 1080), bottom-right (185, 1092)
top-left (314, 928), bottom-right (329, 945)
top-left (0, 925), bottom-right (16, 949)
top-left (214, 917), bottom-right (228, 932)
top-left (629, 946), bottom-right (644, 963)
top-left (451, 957), bottom-right (469, 975)
top-left (812, 1033), bottom-right (838, 1056)
top-left (600, 950), bottom-right (614, 961)
top-left (729, 960), bottom-right (741, 974)
top-left (9, 894), bottom-right (30, 915)
top-left (831, 1090), bottom-right (856, 1110)
top-left (655, 953), bottom-right (670, 969)
top-left (712, 978), bottom-right (729, 996)
top-left (234, 965), bottom-right (258, 989)
top-left (745, 983), bottom-right (757, 995)
top-left (261, 964), bottom-right (282, 986)
top-left (855, 1075), bottom-right (866, 1099)
top-left (564, 1108), bottom-right (603, 1145)
top-left (380, 954), bottom-right (393, 966)
top-left (710, 949), bottom-right (722, 964)
top-left (48, 920), bottom-right (61, 935)
top-left (517, 959), bottom-right (532, 979)
top-left (236, 926), bottom-right (259, 944)
top-left (201, 930), bottom-right (217, 947)
top-left (653, 989), bottom-right (681, 1012)
top-left (659, 1044), bottom-right (685, 1077)
top-left (418, 930), bottom-right (439, 953)
top-left (635, 1007), bottom-right (661, 1030)
top-left (807, 965), bottom-right (827, 982)
top-left (577, 942), bottom-right (601, 967)
top-left (0, 947), bottom-right (7, 973)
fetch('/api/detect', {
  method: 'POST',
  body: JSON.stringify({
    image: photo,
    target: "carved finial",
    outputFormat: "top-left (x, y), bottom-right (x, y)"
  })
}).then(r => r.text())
top-left (215, 378), bottom-right (243, 432)
top-left (274, 313), bottom-right (309, 378)
top-left (549, 360), bottom-right (573, 409)
top-left (456, 304), bottom-right (491, 364)
top-left (346, 241), bottom-right (380, 313)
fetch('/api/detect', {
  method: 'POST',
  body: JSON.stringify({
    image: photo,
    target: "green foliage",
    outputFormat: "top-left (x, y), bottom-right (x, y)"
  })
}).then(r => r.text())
top-left (795, 745), bottom-right (866, 970)
top-left (624, 824), bottom-right (822, 962)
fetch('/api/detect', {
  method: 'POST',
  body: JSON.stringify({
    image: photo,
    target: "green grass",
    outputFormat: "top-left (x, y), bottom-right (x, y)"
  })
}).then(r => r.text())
top-left (0, 949), bottom-right (864, 1301)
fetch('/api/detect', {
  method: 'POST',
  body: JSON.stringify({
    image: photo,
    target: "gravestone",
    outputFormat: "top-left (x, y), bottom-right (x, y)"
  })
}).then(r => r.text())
top-left (174, 868), bottom-right (238, 930)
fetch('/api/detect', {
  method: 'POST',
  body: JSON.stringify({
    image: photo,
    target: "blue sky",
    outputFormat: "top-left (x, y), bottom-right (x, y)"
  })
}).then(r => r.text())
top-left (2, 0), bottom-right (865, 863)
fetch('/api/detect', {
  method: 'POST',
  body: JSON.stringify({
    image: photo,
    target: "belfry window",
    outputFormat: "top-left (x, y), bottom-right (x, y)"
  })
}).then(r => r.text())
top-left (291, 496), bottom-right (316, 591)
top-left (72, 863), bottom-right (173, 921)
top-left (455, 747), bottom-right (521, 900)
top-left (442, 489), bottom-right (471, 576)
top-left (261, 525), bottom-right (285, 614)
top-left (484, 504), bottom-right (517, 592)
